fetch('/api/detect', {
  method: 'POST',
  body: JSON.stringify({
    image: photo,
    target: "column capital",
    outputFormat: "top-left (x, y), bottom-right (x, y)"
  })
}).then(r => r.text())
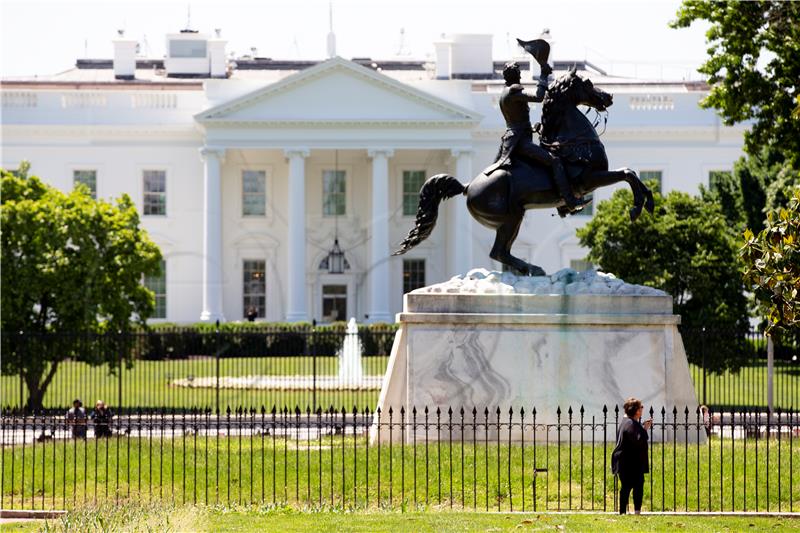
top-left (283, 148), bottom-right (310, 159)
top-left (199, 146), bottom-right (226, 162)
top-left (367, 148), bottom-right (395, 159)
top-left (450, 147), bottom-right (474, 158)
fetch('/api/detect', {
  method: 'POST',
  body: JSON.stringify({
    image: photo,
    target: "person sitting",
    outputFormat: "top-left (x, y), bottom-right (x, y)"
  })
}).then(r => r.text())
top-left (90, 400), bottom-right (113, 438)
top-left (65, 398), bottom-right (87, 439)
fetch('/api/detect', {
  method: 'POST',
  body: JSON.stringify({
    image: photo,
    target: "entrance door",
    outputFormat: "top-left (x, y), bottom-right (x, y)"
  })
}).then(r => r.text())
top-left (321, 284), bottom-right (347, 323)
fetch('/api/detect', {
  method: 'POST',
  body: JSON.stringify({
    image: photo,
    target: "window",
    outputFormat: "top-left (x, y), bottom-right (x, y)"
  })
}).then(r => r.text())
top-left (243, 260), bottom-right (266, 319)
top-left (73, 169), bottom-right (97, 199)
top-left (403, 259), bottom-right (426, 294)
top-left (402, 170), bottom-right (426, 216)
top-left (639, 170), bottom-right (663, 193)
top-left (322, 285), bottom-right (347, 322)
top-left (242, 170), bottom-right (266, 217)
top-left (169, 40), bottom-right (207, 58)
top-left (570, 259), bottom-right (594, 272)
top-left (322, 170), bottom-right (346, 216)
top-left (143, 170), bottom-right (166, 216)
top-left (708, 170), bottom-right (732, 192)
top-left (144, 260), bottom-right (166, 319)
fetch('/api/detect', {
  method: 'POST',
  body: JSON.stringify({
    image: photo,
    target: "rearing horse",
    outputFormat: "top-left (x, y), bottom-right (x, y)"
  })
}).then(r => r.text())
top-left (394, 68), bottom-right (654, 276)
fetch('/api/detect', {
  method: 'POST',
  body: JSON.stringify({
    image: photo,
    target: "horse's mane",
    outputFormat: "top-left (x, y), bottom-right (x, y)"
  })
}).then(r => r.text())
top-left (540, 71), bottom-right (580, 143)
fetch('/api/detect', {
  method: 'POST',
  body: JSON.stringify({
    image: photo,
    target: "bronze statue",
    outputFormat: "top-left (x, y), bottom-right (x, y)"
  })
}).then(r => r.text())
top-left (394, 38), bottom-right (654, 276)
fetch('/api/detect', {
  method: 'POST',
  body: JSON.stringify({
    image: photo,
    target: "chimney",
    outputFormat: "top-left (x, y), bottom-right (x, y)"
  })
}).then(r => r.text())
top-left (434, 34), bottom-right (493, 79)
top-left (113, 30), bottom-right (137, 80)
top-left (209, 29), bottom-right (227, 78)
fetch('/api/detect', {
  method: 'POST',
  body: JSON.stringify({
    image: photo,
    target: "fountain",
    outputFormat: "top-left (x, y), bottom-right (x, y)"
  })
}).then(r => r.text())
top-left (337, 318), bottom-right (364, 386)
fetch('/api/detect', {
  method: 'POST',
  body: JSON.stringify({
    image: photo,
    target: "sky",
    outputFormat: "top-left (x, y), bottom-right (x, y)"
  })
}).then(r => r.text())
top-left (1, 0), bottom-right (711, 80)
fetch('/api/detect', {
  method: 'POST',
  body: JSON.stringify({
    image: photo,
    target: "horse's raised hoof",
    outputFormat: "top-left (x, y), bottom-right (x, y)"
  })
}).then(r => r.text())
top-left (644, 189), bottom-right (655, 213)
top-left (629, 205), bottom-right (643, 222)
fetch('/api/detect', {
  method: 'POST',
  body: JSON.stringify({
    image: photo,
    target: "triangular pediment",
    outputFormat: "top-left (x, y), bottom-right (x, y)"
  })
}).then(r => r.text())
top-left (196, 57), bottom-right (481, 126)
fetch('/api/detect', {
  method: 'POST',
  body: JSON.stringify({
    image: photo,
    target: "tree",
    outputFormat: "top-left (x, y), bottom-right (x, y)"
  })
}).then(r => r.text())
top-left (577, 188), bottom-right (750, 371)
top-left (741, 187), bottom-right (800, 335)
top-left (1, 165), bottom-right (162, 410)
top-left (671, 1), bottom-right (800, 162)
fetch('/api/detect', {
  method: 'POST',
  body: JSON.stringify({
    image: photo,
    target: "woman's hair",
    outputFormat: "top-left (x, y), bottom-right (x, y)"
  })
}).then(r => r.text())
top-left (623, 397), bottom-right (642, 418)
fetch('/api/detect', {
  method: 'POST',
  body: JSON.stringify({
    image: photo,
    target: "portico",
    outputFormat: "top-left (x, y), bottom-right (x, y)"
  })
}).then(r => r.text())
top-left (195, 57), bottom-right (481, 322)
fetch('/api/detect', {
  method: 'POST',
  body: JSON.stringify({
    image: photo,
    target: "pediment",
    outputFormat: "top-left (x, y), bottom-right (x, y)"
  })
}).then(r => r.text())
top-left (196, 57), bottom-right (481, 126)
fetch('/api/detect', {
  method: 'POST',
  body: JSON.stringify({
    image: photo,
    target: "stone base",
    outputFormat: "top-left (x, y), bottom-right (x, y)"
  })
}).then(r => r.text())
top-left (373, 269), bottom-right (701, 443)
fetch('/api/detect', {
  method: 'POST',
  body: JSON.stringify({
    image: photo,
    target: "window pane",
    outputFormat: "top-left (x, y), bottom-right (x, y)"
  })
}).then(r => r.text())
top-left (169, 40), bottom-right (207, 58)
top-left (639, 170), bottom-right (663, 194)
top-left (143, 170), bottom-right (166, 215)
top-left (403, 259), bottom-right (426, 294)
top-left (73, 170), bottom-right (97, 199)
top-left (570, 259), bottom-right (594, 272)
top-left (322, 284), bottom-right (347, 322)
top-left (242, 170), bottom-right (266, 216)
top-left (323, 170), bottom-right (346, 216)
top-left (243, 259), bottom-right (266, 318)
top-left (144, 260), bottom-right (166, 319)
top-left (403, 170), bottom-right (426, 216)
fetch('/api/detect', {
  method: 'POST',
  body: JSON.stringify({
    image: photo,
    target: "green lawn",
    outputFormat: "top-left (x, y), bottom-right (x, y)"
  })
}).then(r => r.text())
top-left (1, 356), bottom-right (390, 412)
top-left (2, 434), bottom-right (798, 513)
top-left (2, 356), bottom-right (798, 412)
top-left (4, 505), bottom-right (800, 533)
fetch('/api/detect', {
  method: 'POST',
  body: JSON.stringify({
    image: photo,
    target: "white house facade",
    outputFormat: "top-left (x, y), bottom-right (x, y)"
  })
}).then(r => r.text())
top-left (0, 30), bottom-right (746, 324)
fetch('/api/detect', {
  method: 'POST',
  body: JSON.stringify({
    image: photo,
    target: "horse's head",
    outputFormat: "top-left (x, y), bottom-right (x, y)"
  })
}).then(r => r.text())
top-left (562, 66), bottom-right (613, 111)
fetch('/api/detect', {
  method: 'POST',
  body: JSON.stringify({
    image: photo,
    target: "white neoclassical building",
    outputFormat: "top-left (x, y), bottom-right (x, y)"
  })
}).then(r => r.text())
top-left (0, 30), bottom-right (746, 324)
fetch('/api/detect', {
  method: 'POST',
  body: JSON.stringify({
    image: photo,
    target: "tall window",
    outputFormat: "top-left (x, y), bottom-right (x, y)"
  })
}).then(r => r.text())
top-left (639, 170), bottom-right (663, 193)
top-left (143, 170), bottom-right (166, 216)
top-left (242, 170), bottom-right (266, 217)
top-left (144, 260), bottom-right (166, 319)
top-left (322, 285), bottom-right (347, 322)
top-left (403, 259), bottom-right (426, 294)
top-left (402, 170), bottom-right (426, 216)
top-left (708, 170), bottom-right (732, 192)
top-left (243, 260), bottom-right (266, 319)
top-left (73, 169), bottom-right (97, 199)
top-left (570, 259), bottom-right (594, 272)
top-left (322, 170), bottom-right (346, 216)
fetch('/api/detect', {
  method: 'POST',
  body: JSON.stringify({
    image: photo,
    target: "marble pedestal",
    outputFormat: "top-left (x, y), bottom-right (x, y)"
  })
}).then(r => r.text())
top-left (373, 269), bottom-right (701, 443)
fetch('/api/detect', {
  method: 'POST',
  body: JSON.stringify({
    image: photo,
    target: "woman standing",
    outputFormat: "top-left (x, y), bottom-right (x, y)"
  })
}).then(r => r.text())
top-left (611, 397), bottom-right (652, 514)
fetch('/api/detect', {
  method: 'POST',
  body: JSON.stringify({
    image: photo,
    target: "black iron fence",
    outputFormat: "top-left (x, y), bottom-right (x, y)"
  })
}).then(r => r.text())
top-left (1, 327), bottom-right (798, 414)
top-left (1, 405), bottom-right (797, 513)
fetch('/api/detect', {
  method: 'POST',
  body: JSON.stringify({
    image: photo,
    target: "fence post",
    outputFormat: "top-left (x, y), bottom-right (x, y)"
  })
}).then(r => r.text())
top-left (767, 335), bottom-right (774, 415)
top-left (215, 320), bottom-right (220, 414)
top-left (118, 331), bottom-right (123, 412)
top-left (311, 320), bottom-right (317, 411)
top-left (701, 326), bottom-right (707, 406)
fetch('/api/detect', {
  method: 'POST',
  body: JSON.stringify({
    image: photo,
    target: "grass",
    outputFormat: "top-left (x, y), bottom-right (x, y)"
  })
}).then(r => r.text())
top-left (2, 357), bottom-right (798, 412)
top-left (3, 504), bottom-right (800, 533)
top-left (1, 356), bottom-right (390, 412)
top-left (2, 432), bottom-right (798, 513)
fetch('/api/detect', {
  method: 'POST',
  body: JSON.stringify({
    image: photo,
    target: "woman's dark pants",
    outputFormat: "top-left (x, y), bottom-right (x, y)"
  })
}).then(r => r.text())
top-left (619, 472), bottom-right (644, 514)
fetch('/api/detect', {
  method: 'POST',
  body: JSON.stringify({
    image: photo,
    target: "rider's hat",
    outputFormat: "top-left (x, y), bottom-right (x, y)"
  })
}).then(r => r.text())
top-left (516, 38), bottom-right (550, 68)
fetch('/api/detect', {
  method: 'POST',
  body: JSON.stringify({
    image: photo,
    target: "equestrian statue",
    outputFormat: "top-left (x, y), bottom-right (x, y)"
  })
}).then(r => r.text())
top-left (394, 38), bottom-right (654, 276)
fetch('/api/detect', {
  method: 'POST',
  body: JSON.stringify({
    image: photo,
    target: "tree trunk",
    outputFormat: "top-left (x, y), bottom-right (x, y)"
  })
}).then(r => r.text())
top-left (23, 360), bottom-right (59, 412)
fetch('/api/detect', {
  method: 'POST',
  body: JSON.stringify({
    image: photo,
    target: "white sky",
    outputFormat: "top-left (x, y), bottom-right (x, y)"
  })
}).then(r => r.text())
top-left (1, 0), bottom-right (711, 80)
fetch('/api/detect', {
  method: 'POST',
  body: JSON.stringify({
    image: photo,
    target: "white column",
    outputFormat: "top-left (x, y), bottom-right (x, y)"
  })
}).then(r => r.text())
top-left (199, 147), bottom-right (226, 322)
top-left (447, 148), bottom-right (474, 276)
top-left (284, 148), bottom-right (310, 322)
top-left (367, 148), bottom-right (394, 323)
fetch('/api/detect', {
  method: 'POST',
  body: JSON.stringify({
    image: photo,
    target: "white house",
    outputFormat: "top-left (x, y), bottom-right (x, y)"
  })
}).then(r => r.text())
top-left (0, 30), bottom-right (745, 324)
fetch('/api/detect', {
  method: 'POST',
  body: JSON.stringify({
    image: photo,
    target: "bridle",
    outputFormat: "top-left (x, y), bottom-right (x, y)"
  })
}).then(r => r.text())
top-left (539, 84), bottom-right (608, 151)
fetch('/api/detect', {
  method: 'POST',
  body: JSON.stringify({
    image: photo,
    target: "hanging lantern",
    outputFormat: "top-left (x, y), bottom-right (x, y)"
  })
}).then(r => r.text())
top-left (319, 238), bottom-right (350, 274)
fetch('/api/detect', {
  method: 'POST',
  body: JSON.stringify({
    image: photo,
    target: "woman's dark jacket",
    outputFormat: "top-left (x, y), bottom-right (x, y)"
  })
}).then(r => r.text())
top-left (611, 417), bottom-right (649, 476)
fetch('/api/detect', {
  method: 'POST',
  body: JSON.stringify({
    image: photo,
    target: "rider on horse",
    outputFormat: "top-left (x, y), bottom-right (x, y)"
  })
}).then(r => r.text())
top-left (484, 40), bottom-right (589, 215)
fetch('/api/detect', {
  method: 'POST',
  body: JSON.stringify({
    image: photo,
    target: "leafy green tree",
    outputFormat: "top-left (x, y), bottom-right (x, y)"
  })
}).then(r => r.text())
top-left (741, 188), bottom-right (800, 335)
top-left (1, 165), bottom-right (162, 410)
top-left (577, 188), bottom-right (750, 371)
top-left (671, 1), bottom-right (800, 162)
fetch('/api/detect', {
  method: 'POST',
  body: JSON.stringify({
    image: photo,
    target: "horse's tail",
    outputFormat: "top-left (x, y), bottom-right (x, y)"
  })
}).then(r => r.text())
top-left (393, 174), bottom-right (467, 255)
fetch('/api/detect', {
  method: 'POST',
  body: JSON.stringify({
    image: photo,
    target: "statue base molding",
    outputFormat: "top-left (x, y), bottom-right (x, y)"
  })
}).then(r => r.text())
top-left (373, 269), bottom-right (701, 443)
